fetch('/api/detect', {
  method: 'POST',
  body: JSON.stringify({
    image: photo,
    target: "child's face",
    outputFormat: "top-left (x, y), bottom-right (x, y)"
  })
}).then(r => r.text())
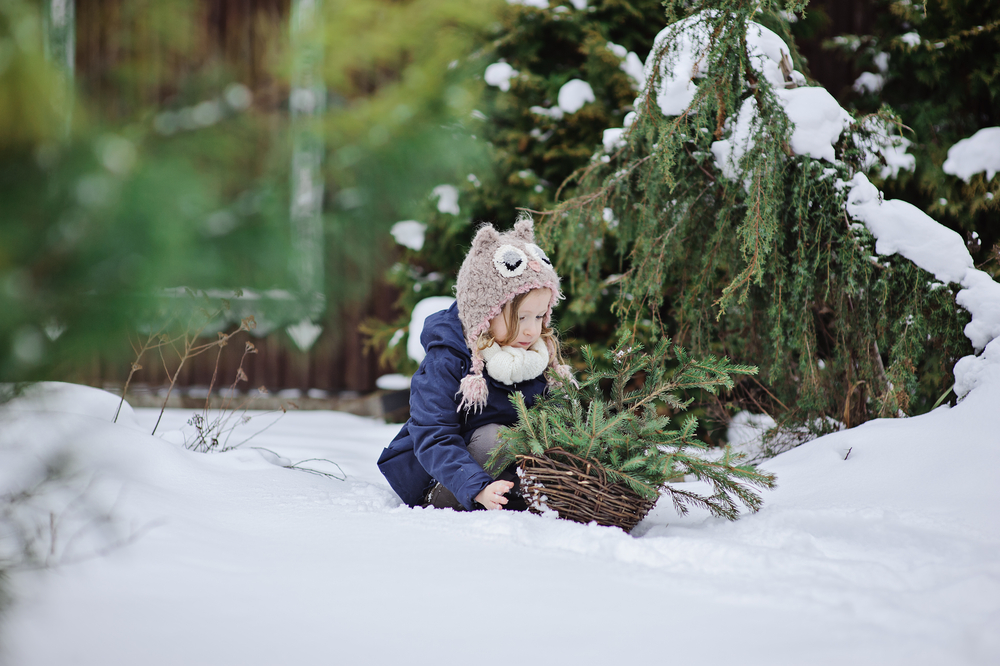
top-left (489, 288), bottom-right (551, 348)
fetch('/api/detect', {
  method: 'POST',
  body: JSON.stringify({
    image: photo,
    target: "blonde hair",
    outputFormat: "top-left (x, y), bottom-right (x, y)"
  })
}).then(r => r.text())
top-left (475, 290), bottom-right (566, 367)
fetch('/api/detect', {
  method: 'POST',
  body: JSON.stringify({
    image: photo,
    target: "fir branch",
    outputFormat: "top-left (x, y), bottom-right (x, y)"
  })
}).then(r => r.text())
top-left (501, 337), bottom-right (770, 521)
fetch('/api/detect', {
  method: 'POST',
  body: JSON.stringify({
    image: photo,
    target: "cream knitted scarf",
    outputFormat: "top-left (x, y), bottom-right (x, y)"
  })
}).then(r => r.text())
top-left (480, 338), bottom-right (549, 385)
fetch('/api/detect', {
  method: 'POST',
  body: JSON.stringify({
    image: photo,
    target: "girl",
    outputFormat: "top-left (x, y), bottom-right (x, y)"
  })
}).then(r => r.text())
top-left (377, 215), bottom-right (573, 511)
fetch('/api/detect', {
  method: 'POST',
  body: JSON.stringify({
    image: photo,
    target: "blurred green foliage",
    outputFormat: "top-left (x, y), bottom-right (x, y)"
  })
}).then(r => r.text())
top-left (0, 0), bottom-right (499, 383)
top-left (322, 0), bottom-right (500, 305)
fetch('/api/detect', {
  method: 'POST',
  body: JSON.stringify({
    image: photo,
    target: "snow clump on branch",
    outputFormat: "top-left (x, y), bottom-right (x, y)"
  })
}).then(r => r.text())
top-left (606, 41), bottom-right (646, 91)
top-left (942, 127), bottom-right (1000, 183)
top-left (431, 185), bottom-right (460, 215)
top-left (609, 11), bottom-right (912, 182)
top-left (845, 173), bottom-right (1000, 398)
top-left (484, 62), bottom-right (519, 92)
top-left (390, 220), bottom-right (427, 251)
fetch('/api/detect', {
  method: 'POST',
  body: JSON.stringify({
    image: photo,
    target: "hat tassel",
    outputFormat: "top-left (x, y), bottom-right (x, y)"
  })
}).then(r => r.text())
top-left (457, 372), bottom-right (489, 413)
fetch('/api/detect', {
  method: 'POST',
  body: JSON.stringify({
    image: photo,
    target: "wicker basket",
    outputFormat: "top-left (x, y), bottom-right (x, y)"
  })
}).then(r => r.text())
top-left (516, 448), bottom-right (657, 533)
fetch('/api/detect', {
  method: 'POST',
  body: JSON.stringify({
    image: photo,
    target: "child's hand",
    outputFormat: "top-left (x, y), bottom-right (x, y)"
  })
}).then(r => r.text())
top-left (475, 480), bottom-right (515, 510)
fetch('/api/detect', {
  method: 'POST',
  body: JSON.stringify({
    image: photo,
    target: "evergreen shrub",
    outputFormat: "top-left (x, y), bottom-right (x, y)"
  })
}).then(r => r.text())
top-left (540, 1), bottom-right (972, 444)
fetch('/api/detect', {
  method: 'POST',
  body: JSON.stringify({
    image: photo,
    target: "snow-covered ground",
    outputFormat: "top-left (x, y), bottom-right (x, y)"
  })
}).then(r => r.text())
top-left (2, 381), bottom-right (998, 665)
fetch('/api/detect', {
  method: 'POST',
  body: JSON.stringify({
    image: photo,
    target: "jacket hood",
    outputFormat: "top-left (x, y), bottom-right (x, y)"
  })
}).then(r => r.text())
top-left (419, 303), bottom-right (469, 357)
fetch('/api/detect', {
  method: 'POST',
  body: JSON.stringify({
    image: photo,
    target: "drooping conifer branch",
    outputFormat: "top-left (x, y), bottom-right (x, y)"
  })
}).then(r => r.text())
top-left (540, 0), bottom-right (972, 436)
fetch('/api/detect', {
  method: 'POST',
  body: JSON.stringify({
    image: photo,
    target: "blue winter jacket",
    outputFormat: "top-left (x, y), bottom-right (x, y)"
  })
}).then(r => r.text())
top-left (377, 303), bottom-right (548, 509)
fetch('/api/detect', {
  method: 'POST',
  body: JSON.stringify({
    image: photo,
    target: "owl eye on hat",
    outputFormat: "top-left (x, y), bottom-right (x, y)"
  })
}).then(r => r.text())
top-left (493, 245), bottom-right (529, 277)
top-left (525, 243), bottom-right (552, 266)
top-left (453, 213), bottom-right (566, 412)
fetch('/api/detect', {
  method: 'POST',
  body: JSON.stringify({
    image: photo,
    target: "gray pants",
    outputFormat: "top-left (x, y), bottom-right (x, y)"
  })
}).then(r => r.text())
top-left (425, 424), bottom-right (514, 510)
top-left (468, 423), bottom-right (509, 473)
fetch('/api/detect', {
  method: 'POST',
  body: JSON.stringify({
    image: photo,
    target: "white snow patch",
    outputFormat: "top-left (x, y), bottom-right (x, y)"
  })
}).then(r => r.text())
top-left (775, 86), bottom-right (853, 163)
top-left (726, 410), bottom-right (777, 455)
top-left (506, 0), bottom-right (548, 7)
top-left (286, 319), bottom-right (323, 351)
top-left (953, 337), bottom-right (1000, 398)
top-left (956, 268), bottom-right (1000, 355)
top-left (877, 134), bottom-right (916, 179)
top-left (901, 31), bottom-right (921, 47)
top-left (745, 21), bottom-right (795, 89)
top-left (711, 97), bottom-right (757, 181)
top-left (4, 382), bottom-right (140, 430)
top-left (390, 220), bottom-right (426, 251)
top-left (484, 62), bottom-right (519, 92)
top-left (607, 41), bottom-right (645, 90)
top-left (942, 127), bottom-right (1000, 183)
top-left (853, 71), bottom-right (885, 94)
top-left (851, 118), bottom-right (916, 179)
top-left (407, 296), bottom-right (456, 363)
top-left (621, 52), bottom-right (646, 90)
top-left (606, 41), bottom-right (627, 59)
top-left (845, 174), bottom-right (972, 285)
top-left (644, 13), bottom-right (713, 116)
top-left (388, 328), bottom-right (404, 348)
top-left (431, 184), bottom-right (460, 215)
top-left (530, 105), bottom-right (564, 120)
top-left (845, 173), bottom-right (1000, 395)
top-left (375, 374), bottom-right (411, 391)
top-left (557, 79), bottom-right (595, 114)
top-left (602, 128), bottom-right (626, 153)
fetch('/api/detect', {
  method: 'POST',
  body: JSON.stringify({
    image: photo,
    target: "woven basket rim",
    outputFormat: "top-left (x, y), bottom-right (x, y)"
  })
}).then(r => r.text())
top-left (516, 447), bottom-right (656, 532)
top-left (516, 446), bottom-right (609, 480)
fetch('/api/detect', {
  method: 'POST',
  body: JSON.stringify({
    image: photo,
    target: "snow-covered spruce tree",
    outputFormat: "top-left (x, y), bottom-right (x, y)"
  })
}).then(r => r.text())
top-left (537, 0), bottom-right (972, 443)
top-left (825, 0), bottom-right (1000, 268)
top-left (367, 0), bottom-right (667, 372)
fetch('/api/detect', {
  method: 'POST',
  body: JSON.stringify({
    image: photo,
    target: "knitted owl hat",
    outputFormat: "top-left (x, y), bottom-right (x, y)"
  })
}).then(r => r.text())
top-left (454, 213), bottom-right (573, 412)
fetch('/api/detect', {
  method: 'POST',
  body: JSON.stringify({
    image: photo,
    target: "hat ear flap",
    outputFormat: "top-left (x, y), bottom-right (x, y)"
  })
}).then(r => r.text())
top-left (513, 213), bottom-right (535, 243)
top-left (471, 224), bottom-right (501, 255)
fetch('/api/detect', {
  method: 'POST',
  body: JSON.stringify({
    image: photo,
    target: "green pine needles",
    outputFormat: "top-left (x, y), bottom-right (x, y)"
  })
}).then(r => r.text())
top-left (539, 0), bottom-right (972, 436)
top-left (491, 338), bottom-right (776, 521)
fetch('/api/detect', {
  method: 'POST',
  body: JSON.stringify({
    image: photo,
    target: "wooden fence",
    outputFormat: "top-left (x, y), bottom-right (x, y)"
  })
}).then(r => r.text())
top-left (72, 0), bottom-right (403, 396)
top-left (79, 282), bottom-right (402, 398)
top-left (76, 0), bottom-right (291, 113)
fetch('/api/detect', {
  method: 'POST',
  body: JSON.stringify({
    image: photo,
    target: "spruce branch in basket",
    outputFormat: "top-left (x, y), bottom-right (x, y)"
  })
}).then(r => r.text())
top-left (490, 337), bottom-right (776, 522)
